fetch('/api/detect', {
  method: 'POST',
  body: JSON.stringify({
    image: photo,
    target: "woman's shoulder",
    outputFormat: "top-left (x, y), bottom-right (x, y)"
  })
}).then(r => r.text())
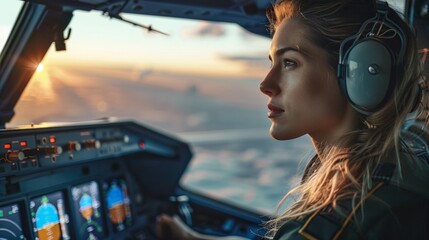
top-left (274, 180), bottom-right (429, 240)
top-left (386, 149), bottom-right (429, 199)
top-left (274, 153), bottom-right (429, 240)
top-left (390, 121), bottom-right (429, 198)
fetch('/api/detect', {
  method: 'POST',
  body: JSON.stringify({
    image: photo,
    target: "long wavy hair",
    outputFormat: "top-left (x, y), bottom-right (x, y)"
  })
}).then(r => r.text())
top-left (265, 0), bottom-right (427, 237)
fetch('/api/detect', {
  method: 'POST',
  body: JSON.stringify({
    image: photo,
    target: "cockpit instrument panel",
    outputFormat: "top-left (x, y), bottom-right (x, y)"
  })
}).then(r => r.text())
top-left (0, 119), bottom-right (192, 239)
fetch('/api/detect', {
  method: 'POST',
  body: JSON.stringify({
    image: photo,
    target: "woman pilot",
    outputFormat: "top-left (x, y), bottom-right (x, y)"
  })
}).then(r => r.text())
top-left (156, 0), bottom-right (429, 239)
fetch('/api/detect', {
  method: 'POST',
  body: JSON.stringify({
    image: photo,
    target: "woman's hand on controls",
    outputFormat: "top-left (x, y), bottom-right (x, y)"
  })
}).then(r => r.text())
top-left (156, 214), bottom-right (198, 240)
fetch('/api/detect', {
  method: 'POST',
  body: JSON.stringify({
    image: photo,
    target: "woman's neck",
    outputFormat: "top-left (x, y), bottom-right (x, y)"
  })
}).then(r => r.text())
top-left (310, 105), bottom-right (361, 157)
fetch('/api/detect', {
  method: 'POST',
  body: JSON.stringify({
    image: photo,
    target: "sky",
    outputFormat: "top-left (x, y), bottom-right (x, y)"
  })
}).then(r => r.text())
top-left (0, 1), bottom-right (273, 127)
top-left (0, 1), bottom-right (271, 77)
top-left (50, 11), bottom-right (271, 77)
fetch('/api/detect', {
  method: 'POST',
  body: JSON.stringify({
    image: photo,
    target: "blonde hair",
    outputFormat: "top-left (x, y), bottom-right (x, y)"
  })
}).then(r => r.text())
top-left (266, 0), bottom-right (427, 237)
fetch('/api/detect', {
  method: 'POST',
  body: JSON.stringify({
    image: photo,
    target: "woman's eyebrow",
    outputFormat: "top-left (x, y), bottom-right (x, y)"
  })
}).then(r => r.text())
top-left (268, 46), bottom-right (305, 61)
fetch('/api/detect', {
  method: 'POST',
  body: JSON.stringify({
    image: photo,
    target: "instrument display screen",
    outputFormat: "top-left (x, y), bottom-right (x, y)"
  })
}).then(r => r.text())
top-left (103, 178), bottom-right (132, 232)
top-left (30, 191), bottom-right (71, 240)
top-left (71, 181), bottom-right (105, 239)
top-left (0, 203), bottom-right (25, 240)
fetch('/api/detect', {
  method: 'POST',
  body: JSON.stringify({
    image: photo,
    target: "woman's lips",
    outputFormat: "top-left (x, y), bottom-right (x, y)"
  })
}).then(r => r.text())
top-left (267, 103), bottom-right (285, 118)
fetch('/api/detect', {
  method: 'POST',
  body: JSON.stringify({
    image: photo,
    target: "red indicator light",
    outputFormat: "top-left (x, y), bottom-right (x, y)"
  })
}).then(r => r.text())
top-left (49, 137), bottom-right (56, 143)
top-left (3, 143), bottom-right (11, 149)
top-left (20, 141), bottom-right (27, 147)
top-left (138, 141), bottom-right (145, 149)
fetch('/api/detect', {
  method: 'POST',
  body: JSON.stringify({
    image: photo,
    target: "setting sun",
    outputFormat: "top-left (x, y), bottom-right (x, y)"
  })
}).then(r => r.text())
top-left (36, 63), bottom-right (44, 72)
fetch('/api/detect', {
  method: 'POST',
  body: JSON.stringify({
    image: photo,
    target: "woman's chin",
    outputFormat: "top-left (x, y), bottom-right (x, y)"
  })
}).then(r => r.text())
top-left (270, 126), bottom-right (303, 140)
top-left (269, 127), bottom-right (287, 140)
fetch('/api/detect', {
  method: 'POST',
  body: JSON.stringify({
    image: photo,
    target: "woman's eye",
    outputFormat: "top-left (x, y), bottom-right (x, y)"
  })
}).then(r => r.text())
top-left (283, 59), bottom-right (297, 69)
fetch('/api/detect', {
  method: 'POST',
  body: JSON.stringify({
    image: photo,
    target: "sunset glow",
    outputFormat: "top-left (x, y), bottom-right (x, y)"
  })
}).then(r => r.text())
top-left (36, 63), bottom-right (44, 72)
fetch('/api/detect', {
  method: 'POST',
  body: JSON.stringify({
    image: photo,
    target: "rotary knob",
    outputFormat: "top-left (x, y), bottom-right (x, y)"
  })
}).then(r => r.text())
top-left (68, 142), bottom-right (81, 151)
top-left (6, 151), bottom-right (25, 162)
top-left (84, 140), bottom-right (101, 149)
top-left (42, 146), bottom-right (63, 155)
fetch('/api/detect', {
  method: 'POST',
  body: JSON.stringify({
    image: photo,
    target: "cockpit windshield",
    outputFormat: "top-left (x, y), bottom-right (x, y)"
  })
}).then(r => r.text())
top-left (0, 2), bottom-right (23, 52)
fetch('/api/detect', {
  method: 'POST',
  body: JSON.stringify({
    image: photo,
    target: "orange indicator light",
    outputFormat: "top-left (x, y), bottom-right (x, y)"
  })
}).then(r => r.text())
top-left (3, 143), bottom-right (11, 149)
top-left (49, 137), bottom-right (56, 143)
top-left (20, 141), bottom-right (27, 147)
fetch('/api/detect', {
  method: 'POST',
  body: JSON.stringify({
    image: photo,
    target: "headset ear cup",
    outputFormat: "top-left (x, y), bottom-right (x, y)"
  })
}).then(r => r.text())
top-left (342, 39), bottom-right (393, 114)
top-left (336, 2), bottom-right (406, 115)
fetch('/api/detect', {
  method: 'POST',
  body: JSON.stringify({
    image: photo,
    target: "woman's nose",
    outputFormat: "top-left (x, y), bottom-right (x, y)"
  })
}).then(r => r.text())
top-left (259, 82), bottom-right (273, 96)
top-left (260, 72), bottom-right (279, 97)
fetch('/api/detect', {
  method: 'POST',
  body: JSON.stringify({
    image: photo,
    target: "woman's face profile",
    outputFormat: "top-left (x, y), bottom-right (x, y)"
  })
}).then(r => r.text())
top-left (260, 19), bottom-right (352, 142)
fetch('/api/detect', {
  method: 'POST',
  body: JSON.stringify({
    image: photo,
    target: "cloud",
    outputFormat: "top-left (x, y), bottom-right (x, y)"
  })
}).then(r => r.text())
top-left (219, 54), bottom-right (270, 72)
top-left (220, 54), bottom-right (267, 63)
top-left (218, 53), bottom-right (271, 78)
top-left (138, 69), bottom-right (154, 80)
top-left (183, 21), bottom-right (226, 37)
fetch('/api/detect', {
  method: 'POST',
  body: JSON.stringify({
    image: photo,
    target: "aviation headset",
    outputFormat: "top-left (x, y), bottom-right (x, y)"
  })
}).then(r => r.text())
top-left (337, 1), bottom-right (407, 115)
